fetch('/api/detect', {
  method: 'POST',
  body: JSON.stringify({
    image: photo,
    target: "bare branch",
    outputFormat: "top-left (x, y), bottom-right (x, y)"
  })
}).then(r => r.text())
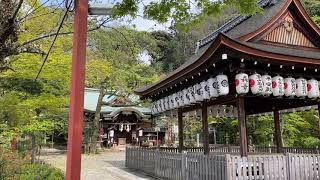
top-left (20, 18), bottom-right (112, 47)
top-left (12, 0), bottom-right (24, 20)
top-left (18, 0), bottom-right (51, 21)
top-left (19, 0), bottom-right (64, 22)
top-left (102, 25), bottom-right (136, 58)
top-left (17, 46), bottom-right (46, 55)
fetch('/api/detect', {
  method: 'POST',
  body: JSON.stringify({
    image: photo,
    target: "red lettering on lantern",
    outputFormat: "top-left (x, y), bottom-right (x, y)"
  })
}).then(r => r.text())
top-left (307, 84), bottom-right (312, 92)
top-left (284, 83), bottom-right (288, 89)
top-left (249, 79), bottom-right (255, 87)
top-left (235, 79), bottom-right (240, 86)
top-left (272, 81), bottom-right (277, 88)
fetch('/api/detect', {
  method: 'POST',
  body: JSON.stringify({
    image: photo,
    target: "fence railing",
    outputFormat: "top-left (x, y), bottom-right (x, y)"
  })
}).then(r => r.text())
top-left (144, 145), bottom-right (320, 154)
top-left (126, 147), bottom-right (320, 180)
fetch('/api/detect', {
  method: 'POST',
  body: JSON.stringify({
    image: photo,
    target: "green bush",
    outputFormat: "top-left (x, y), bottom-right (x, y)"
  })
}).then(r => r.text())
top-left (302, 137), bottom-right (320, 148)
top-left (19, 163), bottom-right (64, 180)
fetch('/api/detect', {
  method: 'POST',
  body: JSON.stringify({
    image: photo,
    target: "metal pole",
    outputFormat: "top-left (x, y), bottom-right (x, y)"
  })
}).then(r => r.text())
top-left (66, 0), bottom-right (88, 179)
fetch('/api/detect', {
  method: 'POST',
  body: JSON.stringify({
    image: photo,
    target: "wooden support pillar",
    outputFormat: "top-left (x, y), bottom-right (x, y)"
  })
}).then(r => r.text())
top-left (202, 104), bottom-right (209, 155)
top-left (318, 104), bottom-right (320, 136)
top-left (274, 110), bottom-right (283, 153)
top-left (178, 110), bottom-right (184, 153)
top-left (237, 97), bottom-right (248, 157)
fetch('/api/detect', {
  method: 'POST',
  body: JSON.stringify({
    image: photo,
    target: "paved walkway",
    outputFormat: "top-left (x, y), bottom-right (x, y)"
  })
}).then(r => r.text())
top-left (40, 149), bottom-right (157, 180)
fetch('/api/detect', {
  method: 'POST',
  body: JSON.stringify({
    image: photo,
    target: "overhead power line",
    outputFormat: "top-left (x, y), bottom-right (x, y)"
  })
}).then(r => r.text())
top-left (35, 1), bottom-right (72, 80)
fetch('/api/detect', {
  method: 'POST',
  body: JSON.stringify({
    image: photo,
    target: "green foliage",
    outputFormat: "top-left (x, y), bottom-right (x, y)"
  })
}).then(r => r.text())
top-left (113, 0), bottom-right (261, 24)
top-left (302, 137), bottom-right (320, 148)
top-left (302, 0), bottom-right (320, 26)
top-left (88, 27), bottom-right (160, 91)
top-left (19, 163), bottom-right (64, 180)
top-left (0, 148), bottom-right (64, 179)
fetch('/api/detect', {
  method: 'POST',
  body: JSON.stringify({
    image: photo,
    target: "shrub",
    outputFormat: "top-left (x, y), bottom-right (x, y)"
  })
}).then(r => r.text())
top-left (19, 163), bottom-right (64, 180)
top-left (302, 137), bottom-right (320, 148)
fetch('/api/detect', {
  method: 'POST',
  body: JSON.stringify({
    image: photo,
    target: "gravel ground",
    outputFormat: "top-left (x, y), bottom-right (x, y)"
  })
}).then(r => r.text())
top-left (40, 149), bottom-right (157, 180)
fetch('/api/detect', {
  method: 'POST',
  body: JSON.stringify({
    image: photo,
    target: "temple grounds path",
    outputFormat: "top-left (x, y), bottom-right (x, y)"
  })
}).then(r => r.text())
top-left (40, 149), bottom-right (157, 180)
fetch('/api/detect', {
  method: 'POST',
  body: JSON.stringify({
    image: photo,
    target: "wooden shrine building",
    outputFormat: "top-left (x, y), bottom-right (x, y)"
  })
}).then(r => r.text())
top-left (135, 0), bottom-right (320, 157)
top-left (83, 88), bottom-right (165, 146)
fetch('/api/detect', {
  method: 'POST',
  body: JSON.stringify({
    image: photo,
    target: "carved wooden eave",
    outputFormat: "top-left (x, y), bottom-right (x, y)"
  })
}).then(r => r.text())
top-left (240, 0), bottom-right (320, 47)
top-left (135, 0), bottom-right (320, 99)
top-left (261, 13), bottom-right (316, 47)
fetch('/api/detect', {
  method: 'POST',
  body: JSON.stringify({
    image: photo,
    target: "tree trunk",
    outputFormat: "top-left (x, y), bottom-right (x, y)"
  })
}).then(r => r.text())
top-left (90, 81), bottom-right (107, 154)
top-left (31, 134), bottom-right (36, 163)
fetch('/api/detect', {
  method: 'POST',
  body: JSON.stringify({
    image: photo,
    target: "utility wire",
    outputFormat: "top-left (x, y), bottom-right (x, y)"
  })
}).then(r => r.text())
top-left (35, 1), bottom-right (72, 80)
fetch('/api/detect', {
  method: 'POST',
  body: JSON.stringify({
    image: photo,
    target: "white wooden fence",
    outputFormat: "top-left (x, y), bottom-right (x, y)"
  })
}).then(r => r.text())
top-left (125, 147), bottom-right (320, 180)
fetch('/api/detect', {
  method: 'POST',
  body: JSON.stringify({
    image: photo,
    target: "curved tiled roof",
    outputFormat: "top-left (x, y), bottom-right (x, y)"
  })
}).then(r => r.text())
top-left (135, 0), bottom-right (320, 97)
top-left (198, 0), bottom-right (283, 48)
top-left (84, 88), bottom-right (151, 115)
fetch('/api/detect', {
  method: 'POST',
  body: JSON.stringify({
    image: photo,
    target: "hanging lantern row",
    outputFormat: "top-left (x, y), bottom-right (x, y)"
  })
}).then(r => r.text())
top-left (118, 123), bottom-right (131, 132)
top-left (151, 74), bottom-right (230, 115)
top-left (236, 73), bottom-right (320, 98)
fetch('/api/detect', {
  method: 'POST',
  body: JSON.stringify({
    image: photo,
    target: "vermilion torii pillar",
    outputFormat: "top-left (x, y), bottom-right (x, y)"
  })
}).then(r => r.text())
top-left (66, 0), bottom-right (88, 179)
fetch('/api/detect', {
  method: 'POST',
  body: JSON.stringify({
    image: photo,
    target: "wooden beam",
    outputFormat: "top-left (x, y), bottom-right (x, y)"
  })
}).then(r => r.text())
top-left (202, 103), bottom-right (209, 155)
top-left (237, 96), bottom-right (248, 157)
top-left (178, 110), bottom-right (184, 153)
top-left (274, 110), bottom-right (283, 153)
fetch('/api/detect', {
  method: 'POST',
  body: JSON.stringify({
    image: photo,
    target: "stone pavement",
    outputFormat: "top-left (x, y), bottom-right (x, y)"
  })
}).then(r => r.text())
top-left (40, 149), bottom-right (157, 180)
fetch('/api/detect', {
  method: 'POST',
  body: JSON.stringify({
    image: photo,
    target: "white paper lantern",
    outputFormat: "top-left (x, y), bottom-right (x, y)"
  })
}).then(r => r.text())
top-left (296, 78), bottom-right (307, 97)
top-left (261, 74), bottom-right (272, 96)
top-left (151, 102), bottom-right (157, 114)
top-left (284, 77), bottom-right (296, 97)
top-left (188, 86), bottom-right (196, 104)
top-left (307, 79), bottom-right (319, 98)
top-left (156, 100), bottom-right (161, 114)
top-left (108, 129), bottom-right (114, 138)
top-left (249, 73), bottom-right (263, 94)
top-left (216, 74), bottom-right (229, 96)
top-left (235, 73), bottom-right (249, 94)
top-left (173, 93), bottom-right (179, 108)
top-left (178, 91), bottom-right (184, 107)
top-left (157, 100), bottom-right (162, 113)
top-left (169, 95), bottom-right (174, 110)
top-left (183, 89), bottom-right (190, 105)
top-left (201, 80), bottom-right (210, 100)
top-left (272, 75), bottom-right (285, 96)
top-left (207, 77), bottom-right (219, 98)
top-left (159, 99), bottom-right (164, 112)
top-left (194, 83), bottom-right (204, 102)
top-left (163, 97), bottom-right (168, 111)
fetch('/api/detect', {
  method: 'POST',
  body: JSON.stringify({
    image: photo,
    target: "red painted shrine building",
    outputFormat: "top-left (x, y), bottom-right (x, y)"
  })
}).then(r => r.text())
top-left (135, 0), bottom-right (320, 156)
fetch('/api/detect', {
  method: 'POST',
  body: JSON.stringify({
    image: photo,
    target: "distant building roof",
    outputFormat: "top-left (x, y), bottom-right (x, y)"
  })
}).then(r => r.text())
top-left (84, 88), bottom-right (151, 118)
